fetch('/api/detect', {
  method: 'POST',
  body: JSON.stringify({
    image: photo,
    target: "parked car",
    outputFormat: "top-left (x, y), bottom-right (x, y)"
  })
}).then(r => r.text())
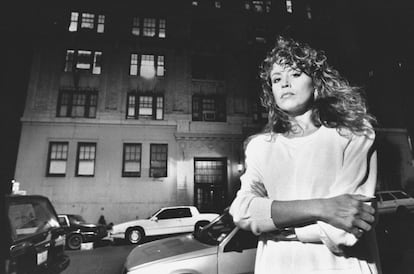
top-left (108, 206), bottom-right (219, 244)
top-left (123, 209), bottom-right (257, 274)
top-left (376, 190), bottom-right (414, 214)
top-left (5, 194), bottom-right (70, 274)
top-left (57, 214), bottom-right (108, 250)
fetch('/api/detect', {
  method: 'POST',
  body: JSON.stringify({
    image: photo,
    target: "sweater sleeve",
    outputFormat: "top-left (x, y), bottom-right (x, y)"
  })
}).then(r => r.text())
top-left (229, 138), bottom-right (277, 235)
top-left (296, 130), bottom-right (377, 254)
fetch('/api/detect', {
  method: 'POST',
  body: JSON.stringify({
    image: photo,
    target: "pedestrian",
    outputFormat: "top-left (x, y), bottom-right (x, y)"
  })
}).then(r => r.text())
top-left (230, 36), bottom-right (380, 273)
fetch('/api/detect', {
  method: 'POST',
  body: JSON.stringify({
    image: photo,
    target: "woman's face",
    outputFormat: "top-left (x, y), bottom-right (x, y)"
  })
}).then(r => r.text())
top-left (270, 63), bottom-right (314, 116)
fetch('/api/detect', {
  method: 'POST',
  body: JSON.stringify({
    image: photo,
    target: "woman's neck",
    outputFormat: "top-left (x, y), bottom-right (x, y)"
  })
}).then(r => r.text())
top-left (284, 110), bottom-right (319, 138)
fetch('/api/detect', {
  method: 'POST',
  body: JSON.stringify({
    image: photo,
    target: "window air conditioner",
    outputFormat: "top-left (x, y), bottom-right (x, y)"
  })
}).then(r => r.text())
top-left (203, 111), bottom-right (216, 121)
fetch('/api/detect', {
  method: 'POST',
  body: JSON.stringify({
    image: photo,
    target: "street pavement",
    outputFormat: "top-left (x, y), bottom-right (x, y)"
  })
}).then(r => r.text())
top-left (62, 240), bottom-right (414, 274)
top-left (62, 242), bottom-right (134, 274)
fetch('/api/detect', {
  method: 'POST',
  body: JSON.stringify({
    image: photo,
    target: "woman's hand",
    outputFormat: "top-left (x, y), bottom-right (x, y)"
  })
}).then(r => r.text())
top-left (319, 194), bottom-right (376, 238)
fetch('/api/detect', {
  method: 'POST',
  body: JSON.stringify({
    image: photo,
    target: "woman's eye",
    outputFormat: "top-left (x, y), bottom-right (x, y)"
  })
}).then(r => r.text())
top-left (271, 78), bottom-right (281, 84)
top-left (292, 72), bottom-right (302, 77)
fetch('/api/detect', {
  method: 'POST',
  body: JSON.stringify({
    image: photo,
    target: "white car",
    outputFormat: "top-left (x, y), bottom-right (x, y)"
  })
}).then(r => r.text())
top-left (108, 206), bottom-right (219, 244)
top-left (376, 190), bottom-right (414, 214)
top-left (123, 210), bottom-right (258, 274)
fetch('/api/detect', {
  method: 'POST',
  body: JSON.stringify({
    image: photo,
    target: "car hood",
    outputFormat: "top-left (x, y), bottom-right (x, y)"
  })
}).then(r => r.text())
top-left (125, 233), bottom-right (217, 271)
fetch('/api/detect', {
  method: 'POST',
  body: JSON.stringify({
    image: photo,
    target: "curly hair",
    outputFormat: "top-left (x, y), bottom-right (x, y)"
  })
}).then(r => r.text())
top-left (259, 36), bottom-right (375, 135)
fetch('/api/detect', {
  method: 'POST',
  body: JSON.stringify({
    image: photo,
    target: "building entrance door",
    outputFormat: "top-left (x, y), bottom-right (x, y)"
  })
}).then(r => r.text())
top-left (194, 157), bottom-right (227, 213)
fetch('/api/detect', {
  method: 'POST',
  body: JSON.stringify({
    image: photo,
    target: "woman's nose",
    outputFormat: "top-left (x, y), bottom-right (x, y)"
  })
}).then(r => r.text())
top-left (281, 77), bottom-right (290, 88)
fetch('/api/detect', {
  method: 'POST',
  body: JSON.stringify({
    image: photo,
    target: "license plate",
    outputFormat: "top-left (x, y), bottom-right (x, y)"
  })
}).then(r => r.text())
top-left (37, 250), bottom-right (48, 265)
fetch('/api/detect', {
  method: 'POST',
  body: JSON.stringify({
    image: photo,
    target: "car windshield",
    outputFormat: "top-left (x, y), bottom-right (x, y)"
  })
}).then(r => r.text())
top-left (69, 215), bottom-right (86, 224)
top-left (194, 211), bottom-right (235, 245)
top-left (8, 196), bottom-right (60, 241)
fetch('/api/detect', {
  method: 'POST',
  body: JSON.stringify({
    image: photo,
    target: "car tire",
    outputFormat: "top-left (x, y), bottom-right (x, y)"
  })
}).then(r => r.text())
top-left (126, 227), bottom-right (145, 244)
top-left (194, 221), bottom-right (210, 233)
top-left (67, 234), bottom-right (83, 250)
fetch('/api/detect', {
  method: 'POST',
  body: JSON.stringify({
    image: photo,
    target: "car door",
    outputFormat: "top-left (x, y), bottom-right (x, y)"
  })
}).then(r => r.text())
top-left (217, 228), bottom-right (257, 274)
top-left (177, 208), bottom-right (195, 233)
top-left (152, 208), bottom-right (183, 235)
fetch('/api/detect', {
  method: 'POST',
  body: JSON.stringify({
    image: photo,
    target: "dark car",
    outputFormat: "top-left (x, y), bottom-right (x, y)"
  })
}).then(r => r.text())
top-left (5, 194), bottom-right (70, 274)
top-left (58, 214), bottom-right (107, 250)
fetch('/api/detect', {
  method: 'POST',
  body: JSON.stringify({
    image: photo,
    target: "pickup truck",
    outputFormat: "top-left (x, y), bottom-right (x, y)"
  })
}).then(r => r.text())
top-left (108, 206), bottom-right (219, 244)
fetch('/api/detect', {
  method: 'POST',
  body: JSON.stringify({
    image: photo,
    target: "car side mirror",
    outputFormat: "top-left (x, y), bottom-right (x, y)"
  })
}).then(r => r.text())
top-left (152, 217), bottom-right (158, 222)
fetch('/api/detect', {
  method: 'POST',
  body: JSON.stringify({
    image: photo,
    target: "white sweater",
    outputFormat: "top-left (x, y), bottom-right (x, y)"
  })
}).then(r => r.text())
top-left (230, 126), bottom-right (380, 274)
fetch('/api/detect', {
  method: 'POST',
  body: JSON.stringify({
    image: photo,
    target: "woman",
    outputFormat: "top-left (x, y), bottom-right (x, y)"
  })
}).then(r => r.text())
top-left (230, 36), bottom-right (380, 273)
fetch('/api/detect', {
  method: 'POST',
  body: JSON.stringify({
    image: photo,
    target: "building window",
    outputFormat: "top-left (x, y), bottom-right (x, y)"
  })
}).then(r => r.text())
top-left (126, 93), bottom-right (164, 120)
top-left (192, 1), bottom-right (199, 6)
top-left (143, 18), bottom-right (156, 37)
top-left (192, 95), bottom-right (226, 122)
top-left (47, 142), bottom-right (69, 176)
top-left (130, 54), bottom-right (165, 78)
top-left (150, 144), bottom-right (168, 178)
top-left (97, 15), bottom-right (105, 33)
top-left (122, 143), bottom-right (142, 177)
top-left (286, 0), bottom-right (293, 13)
top-left (244, 1), bottom-right (271, 13)
top-left (215, 1), bottom-right (222, 8)
top-left (132, 17), bottom-right (140, 36)
top-left (68, 11), bottom-right (105, 33)
top-left (306, 4), bottom-right (312, 19)
top-left (69, 12), bottom-right (79, 32)
top-left (131, 17), bottom-right (166, 38)
top-left (57, 90), bottom-right (98, 118)
top-left (64, 49), bottom-right (102, 75)
top-left (76, 143), bottom-right (96, 176)
top-left (159, 19), bottom-right (166, 38)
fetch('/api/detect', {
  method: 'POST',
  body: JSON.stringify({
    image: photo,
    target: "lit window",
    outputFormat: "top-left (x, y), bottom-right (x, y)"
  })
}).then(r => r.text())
top-left (64, 49), bottom-right (102, 74)
top-left (97, 15), bottom-right (105, 33)
top-left (81, 13), bottom-right (95, 29)
top-left (68, 11), bottom-right (105, 33)
top-left (143, 18), bottom-right (156, 37)
top-left (306, 4), bottom-right (312, 19)
top-left (139, 96), bottom-right (153, 117)
top-left (150, 144), bottom-right (168, 178)
top-left (140, 54), bottom-right (155, 78)
top-left (64, 50), bottom-right (75, 72)
top-left (130, 54), bottom-right (165, 77)
top-left (122, 143), bottom-right (142, 177)
top-left (156, 97), bottom-right (164, 120)
top-left (126, 93), bottom-right (164, 120)
top-left (215, 1), bottom-right (221, 8)
top-left (130, 53), bottom-right (139, 75)
top-left (131, 17), bottom-right (166, 38)
top-left (76, 50), bottom-right (92, 70)
top-left (192, 1), bottom-right (198, 6)
top-left (157, 55), bottom-right (164, 76)
top-left (57, 90), bottom-right (98, 118)
top-left (47, 142), bottom-right (69, 176)
top-left (159, 19), bottom-right (166, 38)
top-left (286, 0), bottom-right (293, 13)
top-left (69, 12), bottom-right (79, 32)
top-left (92, 51), bottom-right (102, 74)
top-left (132, 17), bottom-right (140, 36)
top-left (76, 143), bottom-right (96, 176)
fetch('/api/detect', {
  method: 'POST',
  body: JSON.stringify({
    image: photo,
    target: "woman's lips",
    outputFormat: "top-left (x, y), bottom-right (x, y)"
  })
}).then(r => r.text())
top-left (281, 92), bottom-right (294, 99)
